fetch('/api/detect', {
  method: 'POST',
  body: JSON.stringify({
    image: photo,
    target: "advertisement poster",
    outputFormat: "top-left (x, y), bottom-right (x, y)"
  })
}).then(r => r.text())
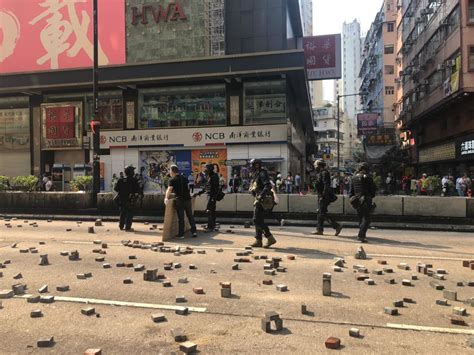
top-left (357, 113), bottom-right (382, 135)
top-left (0, 0), bottom-right (125, 74)
top-left (303, 34), bottom-right (342, 80)
top-left (41, 102), bottom-right (82, 150)
top-left (0, 108), bottom-right (30, 151)
top-left (191, 149), bottom-right (227, 186)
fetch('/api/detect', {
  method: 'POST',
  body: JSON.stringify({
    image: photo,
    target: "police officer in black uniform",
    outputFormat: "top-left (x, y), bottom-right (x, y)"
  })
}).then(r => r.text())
top-left (114, 165), bottom-right (141, 231)
top-left (194, 163), bottom-right (220, 232)
top-left (313, 160), bottom-right (342, 236)
top-left (249, 159), bottom-right (277, 248)
top-left (350, 162), bottom-right (377, 243)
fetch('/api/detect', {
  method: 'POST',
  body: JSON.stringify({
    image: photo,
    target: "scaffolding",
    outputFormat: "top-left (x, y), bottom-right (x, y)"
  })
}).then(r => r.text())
top-left (205, 0), bottom-right (225, 56)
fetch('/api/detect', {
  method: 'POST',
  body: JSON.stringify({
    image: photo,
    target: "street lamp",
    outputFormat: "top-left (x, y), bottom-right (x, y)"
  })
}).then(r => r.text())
top-left (336, 92), bottom-right (367, 171)
top-left (92, 0), bottom-right (100, 205)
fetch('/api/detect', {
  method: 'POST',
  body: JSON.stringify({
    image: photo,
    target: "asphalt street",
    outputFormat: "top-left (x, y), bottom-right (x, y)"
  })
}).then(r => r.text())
top-left (0, 218), bottom-right (473, 354)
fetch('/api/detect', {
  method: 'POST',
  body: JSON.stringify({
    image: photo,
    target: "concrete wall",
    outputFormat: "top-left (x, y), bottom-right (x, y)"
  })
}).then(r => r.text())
top-left (403, 196), bottom-right (466, 218)
top-left (0, 192), bottom-right (93, 210)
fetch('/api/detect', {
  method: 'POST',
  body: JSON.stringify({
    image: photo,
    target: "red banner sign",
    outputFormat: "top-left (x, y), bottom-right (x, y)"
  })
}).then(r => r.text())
top-left (0, 0), bottom-right (125, 74)
top-left (45, 106), bottom-right (76, 140)
top-left (303, 34), bottom-right (341, 80)
top-left (41, 102), bottom-right (83, 150)
top-left (357, 113), bottom-right (382, 135)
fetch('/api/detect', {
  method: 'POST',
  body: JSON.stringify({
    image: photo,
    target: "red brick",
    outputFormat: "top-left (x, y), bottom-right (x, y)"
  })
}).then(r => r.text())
top-left (377, 260), bottom-right (387, 265)
top-left (193, 287), bottom-right (204, 295)
top-left (262, 280), bottom-right (273, 285)
top-left (463, 260), bottom-right (471, 267)
top-left (325, 337), bottom-right (341, 349)
top-left (471, 262), bottom-right (474, 270)
top-left (287, 255), bottom-right (296, 260)
top-left (220, 282), bottom-right (232, 289)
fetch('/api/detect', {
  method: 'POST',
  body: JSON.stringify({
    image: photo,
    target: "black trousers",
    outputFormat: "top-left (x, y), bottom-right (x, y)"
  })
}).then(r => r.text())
top-left (206, 198), bottom-right (217, 229)
top-left (317, 198), bottom-right (339, 232)
top-left (119, 206), bottom-right (134, 230)
top-left (175, 199), bottom-right (197, 237)
top-left (357, 205), bottom-right (371, 239)
top-left (253, 202), bottom-right (271, 240)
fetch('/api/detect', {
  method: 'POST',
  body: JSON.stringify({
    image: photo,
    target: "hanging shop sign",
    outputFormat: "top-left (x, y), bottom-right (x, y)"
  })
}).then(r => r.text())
top-left (100, 124), bottom-right (288, 149)
top-left (357, 113), bottom-right (382, 135)
top-left (41, 102), bottom-right (83, 150)
top-left (303, 34), bottom-right (342, 80)
top-left (366, 128), bottom-right (396, 146)
top-left (456, 134), bottom-right (474, 160)
top-left (131, 0), bottom-right (188, 25)
top-left (0, 108), bottom-right (30, 151)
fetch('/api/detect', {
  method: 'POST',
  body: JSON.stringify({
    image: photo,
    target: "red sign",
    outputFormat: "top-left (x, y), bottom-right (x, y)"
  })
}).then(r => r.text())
top-left (131, 0), bottom-right (188, 25)
top-left (0, 0), bottom-right (125, 74)
top-left (357, 113), bottom-right (382, 135)
top-left (45, 106), bottom-right (76, 140)
top-left (303, 34), bottom-right (342, 80)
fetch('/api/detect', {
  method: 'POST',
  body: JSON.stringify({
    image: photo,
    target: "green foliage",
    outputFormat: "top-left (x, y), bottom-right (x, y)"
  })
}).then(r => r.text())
top-left (70, 176), bottom-right (93, 192)
top-left (0, 176), bottom-right (9, 191)
top-left (11, 175), bottom-right (39, 192)
top-left (373, 174), bottom-right (382, 190)
top-left (427, 175), bottom-right (442, 194)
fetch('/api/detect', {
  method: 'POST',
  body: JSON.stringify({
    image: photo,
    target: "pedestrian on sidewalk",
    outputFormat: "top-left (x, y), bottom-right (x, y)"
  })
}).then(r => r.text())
top-left (249, 159), bottom-right (277, 248)
top-left (349, 163), bottom-right (377, 243)
top-left (114, 165), bottom-right (141, 231)
top-left (188, 173), bottom-right (195, 194)
top-left (193, 163), bottom-right (220, 232)
top-left (312, 160), bottom-right (342, 236)
top-left (165, 165), bottom-right (197, 239)
top-left (295, 173), bottom-right (302, 195)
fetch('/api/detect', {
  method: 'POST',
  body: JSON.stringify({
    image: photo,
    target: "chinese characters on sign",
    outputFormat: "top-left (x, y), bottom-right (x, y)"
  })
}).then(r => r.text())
top-left (303, 34), bottom-right (342, 80)
top-left (0, 0), bottom-right (125, 73)
top-left (0, 109), bottom-right (30, 151)
top-left (41, 103), bottom-right (83, 150)
top-left (366, 129), bottom-right (395, 146)
top-left (460, 140), bottom-right (474, 156)
top-left (456, 134), bottom-right (474, 160)
top-left (357, 113), bottom-right (382, 135)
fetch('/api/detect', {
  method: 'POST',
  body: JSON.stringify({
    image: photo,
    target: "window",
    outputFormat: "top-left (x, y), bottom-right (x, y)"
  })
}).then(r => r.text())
top-left (138, 85), bottom-right (226, 128)
top-left (385, 86), bottom-right (395, 95)
top-left (385, 65), bottom-right (395, 75)
top-left (387, 22), bottom-right (394, 32)
top-left (384, 45), bottom-right (394, 54)
top-left (469, 46), bottom-right (474, 71)
top-left (84, 92), bottom-right (124, 130)
top-left (244, 81), bottom-right (286, 125)
top-left (469, 0), bottom-right (474, 23)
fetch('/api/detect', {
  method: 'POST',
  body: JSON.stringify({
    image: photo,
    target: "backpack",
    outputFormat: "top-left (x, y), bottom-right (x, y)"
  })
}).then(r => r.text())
top-left (216, 187), bottom-right (225, 201)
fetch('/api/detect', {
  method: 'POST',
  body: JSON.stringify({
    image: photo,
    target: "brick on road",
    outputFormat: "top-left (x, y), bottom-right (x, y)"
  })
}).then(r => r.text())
top-left (443, 290), bottom-right (457, 301)
top-left (26, 295), bottom-right (40, 303)
top-left (171, 328), bottom-right (187, 342)
top-left (0, 290), bottom-right (14, 299)
top-left (325, 337), bottom-right (341, 349)
top-left (349, 328), bottom-right (360, 337)
top-left (84, 349), bottom-right (102, 355)
top-left (384, 307), bottom-right (399, 316)
top-left (151, 313), bottom-right (167, 323)
top-left (180, 341), bottom-right (197, 354)
top-left (40, 296), bottom-right (55, 304)
top-left (30, 310), bottom-right (43, 318)
top-left (81, 307), bottom-right (96, 316)
top-left (453, 307), bottom-right (467, 316)
top-left (37, 337), bottom-right (54, 348)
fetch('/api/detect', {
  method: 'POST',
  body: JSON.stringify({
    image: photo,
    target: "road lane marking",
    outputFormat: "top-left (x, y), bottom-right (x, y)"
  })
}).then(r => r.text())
top-left (386, 323), bottom-right (474, 335)
top-left (14, 295), bottom-right (207, 313)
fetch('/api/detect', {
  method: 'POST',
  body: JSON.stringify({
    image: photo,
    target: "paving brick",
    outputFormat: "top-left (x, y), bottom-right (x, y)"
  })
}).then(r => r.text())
top-left (323, 278), bottom-right (331, 296)
top-left (102, 263), bottom-right (111, 269)
top-left (123, 278), bottom-right (133, 284)
top-left (429, 281), bottom-right (444, 290)
top-left (38, 285), bottom-right (48, 293)
top-left (84, 272), bottom-right (92, 278)
top-left (84, 349), bottom-right (102, 355)
top-left (436, 299), bottom-right (449, 306)
top-left (383, 268), bottom-right (394, 273)
top-left (88, 227), bottom-right (95, 234)
top-left (325, 337), bottom-right (341, 349)
top-left (189, 264), bottom-right (197, 270)
top-left (12, 284), bottom-right (26, 295)
top-left (144, 269), bottom-right (158, 282)
top-left (197, 250), bottom-right (206, 254)
top-left (372, 270), bottom-right (383, 275)
top-left (276, 284), bottom-right (288, 292)
top-left (377, 260), bottom-right (387, 265)
top-left (398, 263), bottom-right (410, 270)
top-left (19, 249), bottom-right (29, 253)
top-left (450, 315), bottom-right (466, 325)
top-left (134, 264), bottom-right (145, 272)
top-left (263, 264), bottom-right (273, 270)
top-left (403, 298), bottom-right (415, 303)
top-left (453, 307), bottom-right (467, 316)
top-left (276, 267), bottom-right (287, 273)
top-left (261, 318), bottom-right (271, 333)
top-left (175, 307), bottom-right (189, 316)
top-left (39, 254), bottom-right (49, 266)
top-left (171, 328), bottom-right (187, 342)
top-left (354, 246), bottom-right (367, 260)
top-left (349, 328), bottom-right (360, 337)
top-left (151, 313), bottom-right (167, 323)
top-left (364, 279), bottom-right (375, 285)
top-left (465, 297), bottom-right (474, 307)
top-left (176, 296), bottom-right (187, 303)
top-left (81, 307), bottom-right (96, 316)
top-left (60, 251), bottom-right (69, 256)
top-left (384, 278), bottom-right (396, 285)
top-left (13, 273), bottom-right (22, 280)
top-left (162, 281), bottom-right (172, 287)
top-left (264, 270), bottom-right (276, 276)
top-left (178, 278), bottom-right (188, 284)
top-left (216, 248), bottom-right (224, 252)
top-left (30, 309), bottom-right (43, 318)
top-left (262, 280), bottom-right (273, 285)
top-left (334, 258), bottom-right (345, 267)
top-left (26, 295), bottom-right (40, 303)
top-left (462, 260), bottom-right (472, 267)
top-left (0, 290), bottom-right (14, 299)
top-left (393, 300), bottom-right (404, 307)
top-left (68, 251), bottom-right (80, 261)
top-left (221, 288), bottom-right (232, 298)
top-left (301, 304), bottom-right (307, 314)
top-left (333, 266), bottom-right (342, 272)
top-left (402, 279), bottom-right (412, 286)
top-left (37, 336), bottom-right (54, 348)
top-left (180, 341), bottom-right (197, 354)
top-left (287, 255), bottom-right (296, 261)
top-left (40, 296), bottom-right (55, 303)
top-left (443, 290), bottom-right (457, 301)
top-left (56, 285), bottom-right (69, 292)
top-left (436, 269), bottom-right (447, 274)
top-left (384, 307), bottom-right (399, 315)
top-left (193, 287), bottom-right (205, 295)
top-left (433, 274), bottom-right (446, 280)
top-left (456, 281), bottom-right (464, 287)
top-left (467, 281), bottom-right (474, 286)
top-left (355, 274), bottom-right (369, 281)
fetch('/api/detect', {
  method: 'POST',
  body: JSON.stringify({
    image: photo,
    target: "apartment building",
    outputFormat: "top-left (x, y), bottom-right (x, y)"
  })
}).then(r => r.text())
top-left (313, 104), bottom-right (344, 169)
top-left (396, 0), bottom-right (474, 176)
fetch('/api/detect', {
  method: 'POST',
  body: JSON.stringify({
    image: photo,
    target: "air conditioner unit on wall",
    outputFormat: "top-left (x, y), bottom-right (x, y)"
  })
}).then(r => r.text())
top-left (446, 59), bottom-right (456, 67)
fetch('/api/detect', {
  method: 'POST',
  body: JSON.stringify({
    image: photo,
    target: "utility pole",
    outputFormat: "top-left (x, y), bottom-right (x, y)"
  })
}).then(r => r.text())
top-left (92, 0), bottom-right (101, 205)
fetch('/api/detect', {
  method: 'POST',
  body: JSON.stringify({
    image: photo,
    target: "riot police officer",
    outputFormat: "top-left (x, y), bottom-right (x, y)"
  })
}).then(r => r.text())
top-left (313, 160), bottom-right (342, 236)
top-left (194, 163), bottom-right (220, 232)
top-left (249, 159), bottom-right (277, 248)
top-left (114, 165), bottom-right (141, 231)
top-left (349, 162), bottom-right (377, 243)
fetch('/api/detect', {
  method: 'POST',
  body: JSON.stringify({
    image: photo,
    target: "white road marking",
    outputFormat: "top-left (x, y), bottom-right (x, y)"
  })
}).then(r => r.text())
top-left (386, 323), bottom-right (474, 335)
top-left (14, 294), bottom-right (207, 313)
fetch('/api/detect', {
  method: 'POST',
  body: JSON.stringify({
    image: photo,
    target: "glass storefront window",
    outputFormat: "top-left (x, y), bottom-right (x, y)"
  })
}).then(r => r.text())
top-left (138, 85), bottom-right (226, 129)
top-left (85, 95), bottom-right (124, 130)
top-left (244, 81), bottom-right (287, 125)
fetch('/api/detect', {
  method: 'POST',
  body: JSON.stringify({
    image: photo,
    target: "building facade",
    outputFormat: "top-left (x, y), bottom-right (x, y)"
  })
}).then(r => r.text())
top-left (342, 20), bottom-right (363, 118)
top-left (0, 0), bottom-right (313, 191)
top-left (313, 104), bottom-right (344, 169)
top-left (395, 0), bottom-right (474, 177)
top-left (360, 0), bottom-right (398, 127)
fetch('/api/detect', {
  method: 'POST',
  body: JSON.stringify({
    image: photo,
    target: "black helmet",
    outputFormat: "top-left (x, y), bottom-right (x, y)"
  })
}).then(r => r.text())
top-left (358, 162), bottom-right (370, 172)
top-left (250, 159), bottom-right (262, 168)
top-left (205, 163), bottom-right (214, 173)
top-left (124, 165), bottom-right (135, 177)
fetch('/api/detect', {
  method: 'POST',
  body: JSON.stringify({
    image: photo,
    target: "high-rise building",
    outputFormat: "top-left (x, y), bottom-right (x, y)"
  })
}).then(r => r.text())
top-left (342, 20), bottom-right (362, 118)
top-left (301, 0), bottom-right (319, 106)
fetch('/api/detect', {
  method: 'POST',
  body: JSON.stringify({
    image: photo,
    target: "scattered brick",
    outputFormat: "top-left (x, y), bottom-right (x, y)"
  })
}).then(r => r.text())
top-left (12, 284), bottom-right (26, 295)
top-left (123, 278), bottom-right (133, 284)
top-left (436, 299), bottom-right (449, 306)
top-left (56, 285), bottom-right (69, 292)
top-left (151, 313), bottom-right (166, 323)
top-left (176, 296), bottom-right (187, 303)
top-left (178, 278), bottom-right (188, 284)
top-left (429, 281), bottom-right (444, 290)
top-left (372, 270), bottom-right (383, 275)
top-left (84, 349), bottom-right (102, 355)
top-left (193, 287), bottom-right (205, 295)
top-left (383, 268), bottom-right (394, 273)
top-left (453, 307), bottom-right (467, 316)
top-left (40, 296), bottom-right (54, 304)
top-left (276, 284), bottom-right (288, 292)
top-left (402, 279), bottom-right (412, 286)
top-left (349, 328), bottom-right (360, 337)
top-left (26, 295), bottom-right (40, 303)
top-left (175, 307), bottom-right (189, 316)
top-left (287, 255), bottom-right (296, 260)
top-left (39, 254), bottom-right (49, 266)
top-left (30, 310), bottom-right (43, 318)
top-left (356, 274), bottom-right (369, 281)
top-left (162, 281), bottom-right (172, 287)
top-left (276, 267), bottom-right (287, 273)
top-left (322, 278), bottom-right (331, 296)
top-left (81, 307), bottom-right (96, 316)
top-left (398, 263), bottom-right (410, 270)
top-left (262, 280), bottom-right (273, 285)
top-left (354, 246), bottom-right (367, 260)
top-left (264, 270), bottom-right (276, 276)
top-left (403, 298), bottom-right (415, 303)
top-left (450, 315), bottom-right (466, 325)
top-left (69, 251), bottom-right (80, 261)
top-left (179, 341), bottom-right (197, 354)
top-left (37, 336), bottom-right (54, 348)
top-left (378, 260), bottom-right (387, 265)
top-left (333, 266), bottom-right (342, 272)
top-left (456, 281), bottom-right (464, 287)
top-left (301, 304), bottom-right (307, 314)
top-left (232, 264), bottom-right (240, 271)
top-left (38, 285), bottom-right (48, 293)
top-left (134, 264), bottom-right (145, 272)
top-left (197, 250), bottom-right (206, 254)
top-left (443, 290), bottom-right (457, 301)
top-left (433, 274), bottom-right (446, 280)
top-left (13, 273), bottom-right (22, 280)
top-left (325, 337), bottom-right (341, 349)
top-left (60, 251), bottom-right (69, 256)
top-left (221, 288), bottom-right (231, 298)
top-left (88, 227), bottom-right (95, 234)
top-left (334, 258), bottom-right (345, 267)
top-left (436, 269), bottom-right (447, 274)
top-left (189, 264), bottom-right (197, 270)
top-left (102, 263), bottom-right (111, 269)
top-left (393, 300), bottom-right (404, 307)
top-left (0, 290), bottom-right (14, 299)
top-left (365, 279), bottom-right (375, 285)
top-left (384, 307), bottom-right (399, 316)
top-left (216, 248), bottom-right (224, 252)
top-left (77, 274), bottom-right (87, 280)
